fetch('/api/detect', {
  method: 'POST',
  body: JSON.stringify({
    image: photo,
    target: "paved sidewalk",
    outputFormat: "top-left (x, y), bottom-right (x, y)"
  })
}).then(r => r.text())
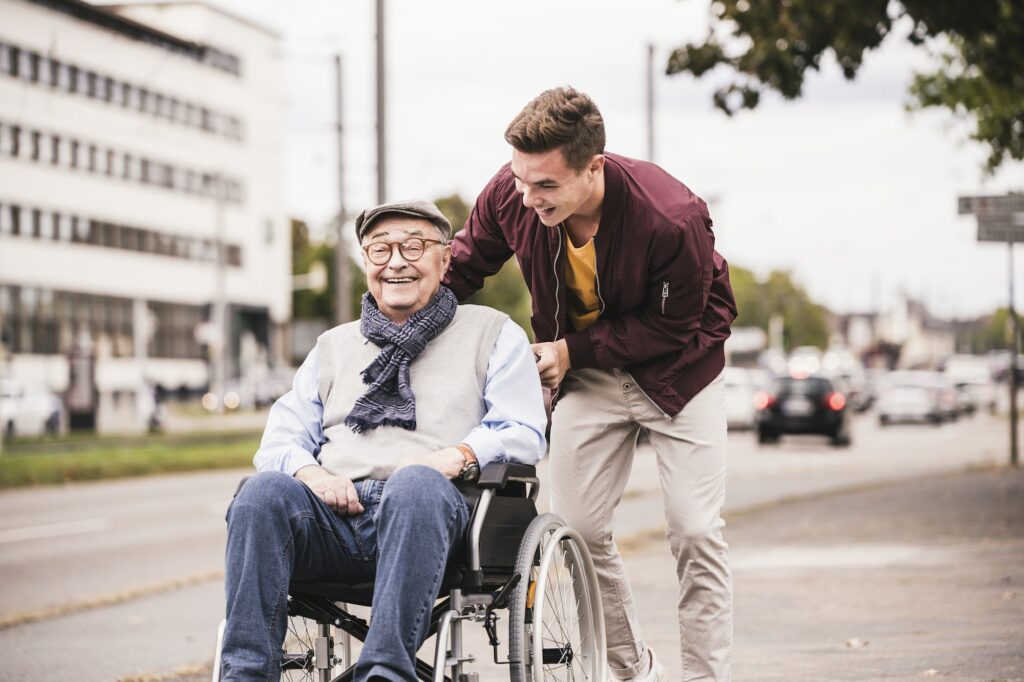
top-left (627, 466), bottom-right (1024, 681)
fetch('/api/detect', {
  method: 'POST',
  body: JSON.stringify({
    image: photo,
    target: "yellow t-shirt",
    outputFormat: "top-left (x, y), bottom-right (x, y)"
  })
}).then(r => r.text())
top-left (563, 227), bottom-right (600, 331)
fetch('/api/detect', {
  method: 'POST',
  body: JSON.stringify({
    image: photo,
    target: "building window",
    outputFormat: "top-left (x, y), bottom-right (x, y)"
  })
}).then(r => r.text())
top-left (0, 204), bottom-right (12, 235)
top-left (45, 57), bottom-right (58, 87)
top-left (30, 130), bottom-right (41, 161)
top-left (5, 45), bottom-right (19, 77)
top-left (0, 124), bottom-right (20, 157)
top-left (0, 45), bottom-right (13, 76)
top-left (50, 134), bottom-right (61, 165)
top-left (23, 50), bottom-right (40, 83)
top-left (148, 301), bottom-right (205, 359)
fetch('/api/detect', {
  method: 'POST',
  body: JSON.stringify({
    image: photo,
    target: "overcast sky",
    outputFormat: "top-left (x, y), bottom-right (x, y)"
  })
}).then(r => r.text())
top-left (217, 0), bottom-right (1024, 319)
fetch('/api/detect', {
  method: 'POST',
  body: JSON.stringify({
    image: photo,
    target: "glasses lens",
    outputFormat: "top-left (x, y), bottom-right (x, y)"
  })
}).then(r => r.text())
top-left (399, 239), bottom-right (425, 261)
top-left (366, 243), bottom-right (391, 264)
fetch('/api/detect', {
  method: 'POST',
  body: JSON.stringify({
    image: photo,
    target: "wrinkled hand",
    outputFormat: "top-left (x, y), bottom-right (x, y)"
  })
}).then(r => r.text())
top-left (295, 465), bottom-right (364, 516)
top-left (394, 447), bottom-right (466, 479)
top-left (531, 340), bottom-right (571, 389)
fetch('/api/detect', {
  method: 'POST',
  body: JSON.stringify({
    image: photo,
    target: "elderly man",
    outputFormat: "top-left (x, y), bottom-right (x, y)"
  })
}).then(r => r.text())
top-left (219, 200), bottom-right (546, 681)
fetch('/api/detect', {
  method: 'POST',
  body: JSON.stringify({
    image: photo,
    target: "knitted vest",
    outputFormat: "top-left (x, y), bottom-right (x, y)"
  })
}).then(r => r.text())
top-left (316, 304), bottom-right (506, 481)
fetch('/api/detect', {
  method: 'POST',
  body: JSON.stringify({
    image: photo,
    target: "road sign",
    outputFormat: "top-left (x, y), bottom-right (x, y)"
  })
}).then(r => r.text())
top-left (958, 194), bottom-right (1024, 216)
top-left (977, 213), bottom-right (1024, 243)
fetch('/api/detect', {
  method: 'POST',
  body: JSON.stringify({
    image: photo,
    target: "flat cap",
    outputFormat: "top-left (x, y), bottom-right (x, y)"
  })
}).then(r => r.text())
top-left (354, 199), bottom-right (453, 241)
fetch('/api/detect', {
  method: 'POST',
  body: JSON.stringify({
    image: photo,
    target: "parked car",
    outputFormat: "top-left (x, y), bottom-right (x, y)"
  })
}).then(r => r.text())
top-left (724, 367), bottom-right (758, 431)
top-left (876, 371), bottom-right (955, 425)
top-left (943, 355), bottom-right (997, 415)
top-left (0, 378), bottom-right (63, 437)
top-left (755, 375), bottom-right (851, 447)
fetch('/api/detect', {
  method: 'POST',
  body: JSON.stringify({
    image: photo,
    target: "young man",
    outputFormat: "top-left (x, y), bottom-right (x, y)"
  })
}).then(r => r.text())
top-left (443, 87), bottom-right (737, 681)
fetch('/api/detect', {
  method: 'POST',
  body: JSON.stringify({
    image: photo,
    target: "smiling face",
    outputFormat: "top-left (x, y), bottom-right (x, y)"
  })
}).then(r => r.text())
top-left (510, 147), bottom-right (605, 227)
top-left (361, 216), bottom-right (451, 324)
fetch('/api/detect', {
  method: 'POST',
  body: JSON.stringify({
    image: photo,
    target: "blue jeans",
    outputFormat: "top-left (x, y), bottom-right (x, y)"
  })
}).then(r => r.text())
top-left (220, 465), bottom-right (471, 681)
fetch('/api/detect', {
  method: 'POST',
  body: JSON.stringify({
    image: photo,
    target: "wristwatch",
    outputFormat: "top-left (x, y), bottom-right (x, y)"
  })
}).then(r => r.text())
top-left (455, 444), bottom-right (480, 482)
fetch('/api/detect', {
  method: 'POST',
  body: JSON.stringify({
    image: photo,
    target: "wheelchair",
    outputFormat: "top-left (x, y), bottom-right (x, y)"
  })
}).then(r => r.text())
top-left (211, 462), bottom-right (607, 682)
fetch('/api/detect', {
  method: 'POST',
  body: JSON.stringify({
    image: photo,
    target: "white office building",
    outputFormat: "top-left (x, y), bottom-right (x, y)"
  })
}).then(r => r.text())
top-left (0, 0), bottom-right (289, 431)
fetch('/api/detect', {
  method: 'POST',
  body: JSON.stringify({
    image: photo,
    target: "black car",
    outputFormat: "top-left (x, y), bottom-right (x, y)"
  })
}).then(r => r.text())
top-left (755, 375), bottom-right (851, 447)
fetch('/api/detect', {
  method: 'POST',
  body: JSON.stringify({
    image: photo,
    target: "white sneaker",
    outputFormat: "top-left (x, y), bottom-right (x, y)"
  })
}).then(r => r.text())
top-left (612, 648), bottom-right (665, 681)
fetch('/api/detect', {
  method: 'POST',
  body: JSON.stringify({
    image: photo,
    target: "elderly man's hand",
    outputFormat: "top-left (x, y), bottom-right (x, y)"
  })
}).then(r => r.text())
top-left (394, 447), bottom-right (465, 479)
top-left (531, 339), bottom-right (571, 389)
top-left (295, 465), bottom-right (364, 516)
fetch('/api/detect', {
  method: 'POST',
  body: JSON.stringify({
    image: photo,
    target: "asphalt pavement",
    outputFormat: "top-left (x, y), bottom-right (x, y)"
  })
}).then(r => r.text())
top-left (632, 465), bottom-right (1024, 681)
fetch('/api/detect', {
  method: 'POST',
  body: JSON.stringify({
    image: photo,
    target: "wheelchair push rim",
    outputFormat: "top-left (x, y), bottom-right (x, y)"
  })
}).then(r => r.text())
top-left (509, 513), bottom-right (607, 682)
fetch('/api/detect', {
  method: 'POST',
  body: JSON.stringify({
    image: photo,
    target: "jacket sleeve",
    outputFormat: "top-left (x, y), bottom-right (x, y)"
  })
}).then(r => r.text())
top-left (563, 213), bottom-right (736, 369)
top-left (443, 173), bottom-right (515, 301)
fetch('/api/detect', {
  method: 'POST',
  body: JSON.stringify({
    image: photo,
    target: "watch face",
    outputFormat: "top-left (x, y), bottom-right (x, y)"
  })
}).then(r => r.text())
top-left (462, 463), bottom-right (480, 482)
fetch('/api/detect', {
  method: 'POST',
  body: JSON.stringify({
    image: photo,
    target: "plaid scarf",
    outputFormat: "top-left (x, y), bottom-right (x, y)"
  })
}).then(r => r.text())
top-left (344, 286), bottom-right (458, 433)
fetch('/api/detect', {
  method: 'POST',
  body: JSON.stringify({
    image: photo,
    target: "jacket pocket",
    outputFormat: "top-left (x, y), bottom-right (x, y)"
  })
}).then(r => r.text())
top-left (649, 278), bottom-right (701, 319)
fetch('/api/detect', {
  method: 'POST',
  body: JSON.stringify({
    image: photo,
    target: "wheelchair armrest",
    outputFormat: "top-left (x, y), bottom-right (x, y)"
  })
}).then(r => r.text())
top-left (477, 462), bottom-right (537, 489)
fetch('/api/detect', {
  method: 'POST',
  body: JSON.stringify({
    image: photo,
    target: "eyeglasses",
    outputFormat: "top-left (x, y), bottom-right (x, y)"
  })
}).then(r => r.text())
top-left (361, 238), bottom-right (446, 265)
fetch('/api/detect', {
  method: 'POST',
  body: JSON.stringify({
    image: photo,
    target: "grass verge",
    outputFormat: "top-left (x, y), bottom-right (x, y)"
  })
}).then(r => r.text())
top-left (0, 431), bottom-right (260, 488)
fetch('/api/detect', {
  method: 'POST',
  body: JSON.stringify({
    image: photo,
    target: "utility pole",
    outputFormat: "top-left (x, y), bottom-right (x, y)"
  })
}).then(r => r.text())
top-left (334, 54), bottom-right (352, 325)
top-left (646, 43), bottom-right (655, 164)
top-left (376, 0), bottom-right (387, 204)
top-left (211, 175), bottom-right (227, 414)
top-left (1010, 243), bottom-right (1019, 466)
top-left (958, 192), bottom-right (1024, 467)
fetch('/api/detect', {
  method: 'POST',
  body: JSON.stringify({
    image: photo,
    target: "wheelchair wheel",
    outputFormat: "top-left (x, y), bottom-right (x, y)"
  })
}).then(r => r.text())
top-left (281, 608), bottom-right (343, 682)
top-left (508, 513), bottom-right (606, 681)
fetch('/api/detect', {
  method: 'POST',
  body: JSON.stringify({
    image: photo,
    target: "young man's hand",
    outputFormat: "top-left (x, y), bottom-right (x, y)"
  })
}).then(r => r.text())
top-left (295, 465), bottom-right (364, 515)
top-left (531, 339), bottom-right (571, 389)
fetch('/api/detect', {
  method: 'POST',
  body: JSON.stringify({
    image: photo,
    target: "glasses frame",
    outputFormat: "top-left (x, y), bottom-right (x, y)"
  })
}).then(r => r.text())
top-left (360, 237), bottom-right (447, 265)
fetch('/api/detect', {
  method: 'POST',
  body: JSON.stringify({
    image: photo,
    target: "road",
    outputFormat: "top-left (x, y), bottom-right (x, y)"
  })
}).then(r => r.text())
top-left (0, 411), bottom-right (1013, 680)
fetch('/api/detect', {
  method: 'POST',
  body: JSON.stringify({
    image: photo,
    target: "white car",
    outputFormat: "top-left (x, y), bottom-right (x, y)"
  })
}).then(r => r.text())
top-left (876, 371), bottom-right (953, 425)
top-left (943, 355), bottom-right (997, 414)
top-left (724, 366), bottom-right (758, 430)
top-left (0, 378), bottom-right (63, 437)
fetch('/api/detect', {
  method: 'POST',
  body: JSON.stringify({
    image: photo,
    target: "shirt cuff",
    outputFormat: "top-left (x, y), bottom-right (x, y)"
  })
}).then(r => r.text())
top-left (276, 449), bottom-right (321, 477)
top-left (461, 428), bottom-right (505, 470)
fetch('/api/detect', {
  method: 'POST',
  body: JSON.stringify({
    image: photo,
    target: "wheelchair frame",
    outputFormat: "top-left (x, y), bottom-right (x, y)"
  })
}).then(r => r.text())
top-left (212, 463), bottom-right (606, 682)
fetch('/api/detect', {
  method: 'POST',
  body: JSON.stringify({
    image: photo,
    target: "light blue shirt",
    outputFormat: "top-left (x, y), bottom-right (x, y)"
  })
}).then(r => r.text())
top-left (254, 318), bottom-right (547, 476)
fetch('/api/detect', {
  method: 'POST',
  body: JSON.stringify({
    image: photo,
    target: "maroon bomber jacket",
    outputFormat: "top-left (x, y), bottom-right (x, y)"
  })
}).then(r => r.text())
top-left (443, 152), bottom-right (738, 417)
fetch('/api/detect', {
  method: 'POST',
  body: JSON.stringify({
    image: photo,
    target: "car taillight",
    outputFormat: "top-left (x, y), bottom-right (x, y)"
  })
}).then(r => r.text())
top-left (827, 392), bottom-right (846, 411)
top-left (753, 391), bottom-right (775, 410)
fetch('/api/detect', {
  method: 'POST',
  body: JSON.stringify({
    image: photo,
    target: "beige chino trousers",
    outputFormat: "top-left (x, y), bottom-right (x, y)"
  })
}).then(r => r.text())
top-left (550, 368), bottom-right (732, 681)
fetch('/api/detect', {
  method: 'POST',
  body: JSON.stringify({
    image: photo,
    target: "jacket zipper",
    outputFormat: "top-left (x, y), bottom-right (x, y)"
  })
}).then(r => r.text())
top-left (661, 281), bottom-right (669, 315)
top-left (552, 226), bottom-right (563, 340)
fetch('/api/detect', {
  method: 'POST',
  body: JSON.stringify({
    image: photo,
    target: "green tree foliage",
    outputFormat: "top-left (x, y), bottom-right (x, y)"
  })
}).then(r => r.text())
top-left (435, 194), bottom-right (535, 338)
top-left (729, 263), bottom-right (830, 349)
top-left (291, 218), bottom-right (363, 323)
top-left (667, 0), bottom-right (1024, 173)
top-left (968, 307), bottom-right (1015, 352)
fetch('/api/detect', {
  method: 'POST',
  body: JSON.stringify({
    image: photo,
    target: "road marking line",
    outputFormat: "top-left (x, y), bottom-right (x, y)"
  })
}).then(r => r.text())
top-left (0, 517), bottom-right (112, 544)
top-left (0, 569), bottom-right (224, 630)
